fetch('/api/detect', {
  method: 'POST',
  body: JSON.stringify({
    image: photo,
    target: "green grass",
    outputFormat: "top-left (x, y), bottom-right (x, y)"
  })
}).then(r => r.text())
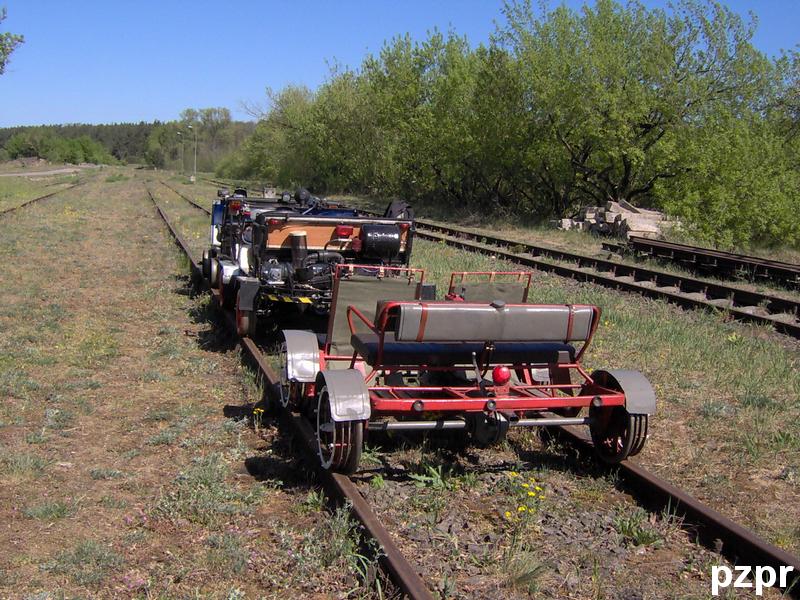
top-left (154, 453), bottom-right (264, 527)
top-left (43, 539), bottom-right (123, 585)
top-left (104, 173), bottom-right (129, 183)
top-left (206, 533), bottom-right (249, 575)
top-left (612, 507), bottom-right (663, 547)
top-left (90, 468), bottom-right (124, 480)
top-left (24, 500), bottom-right (72, 520)
top-left (1, 452), bottom-right (49, 477)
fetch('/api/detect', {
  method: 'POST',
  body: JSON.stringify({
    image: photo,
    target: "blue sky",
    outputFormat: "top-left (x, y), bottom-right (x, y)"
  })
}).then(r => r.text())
top-left (1, 1), bottom-right (798, 127)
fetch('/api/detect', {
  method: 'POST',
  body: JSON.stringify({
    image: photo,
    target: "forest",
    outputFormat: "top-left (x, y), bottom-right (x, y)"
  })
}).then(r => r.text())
top-left (218, 0), bottom-right (800, 249)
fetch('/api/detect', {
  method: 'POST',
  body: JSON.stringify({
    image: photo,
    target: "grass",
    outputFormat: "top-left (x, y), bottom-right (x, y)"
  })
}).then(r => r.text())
top-left (154, 453), bottom-right (264, 527)
top-left (206, 533), bottom-right (249, 575)
top-left (23, 500), bottom-right (72, 520)
top-left (1, 452), bottom-right (49, 477)
top-left (89, 468), bottom-right (124, 480)
top-left (43, 539), bottom-right (123, 585)
top-left (612, 507), bottom-right (663, 547)
top-left (104, 173), bottom-right (129, 183)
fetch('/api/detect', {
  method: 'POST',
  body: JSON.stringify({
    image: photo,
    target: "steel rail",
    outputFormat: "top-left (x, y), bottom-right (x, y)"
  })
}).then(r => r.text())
top-left (557, 427), bottom-right (800, 596)
top-left (146, 185), bottom-right (434, 600)
top-left (157, 181), bottom-right (800, 595)
top-left (410, 225), bottom-right (800, 338)
top-left (623, 236), bottom-right (800, 288)
top-left (158, 179), bottom-right (211, 214)
top-left (0, 182), bottom-right (83, 216)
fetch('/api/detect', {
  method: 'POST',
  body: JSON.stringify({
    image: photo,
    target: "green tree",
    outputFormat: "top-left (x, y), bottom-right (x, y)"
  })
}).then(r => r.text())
top-left (0, 7), bottom-right (23, 75)
top-left (498, 0), bottom-right (774, 210)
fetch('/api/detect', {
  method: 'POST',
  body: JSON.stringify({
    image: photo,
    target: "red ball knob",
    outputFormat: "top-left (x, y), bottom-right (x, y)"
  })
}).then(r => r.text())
top-left (492, 365), bottom-right (511, 386)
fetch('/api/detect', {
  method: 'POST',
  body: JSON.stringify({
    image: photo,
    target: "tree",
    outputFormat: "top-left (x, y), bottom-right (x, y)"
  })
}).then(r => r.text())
top-left (498, 0), bottom-right (774, 209)
top-left (0, 7), bottom-right (23, 75)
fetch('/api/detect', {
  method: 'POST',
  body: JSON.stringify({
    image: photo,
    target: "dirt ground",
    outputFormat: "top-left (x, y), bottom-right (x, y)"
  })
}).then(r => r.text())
top-left (0, 171), bottom-right (382, 598)
top-left (2, 168), bottom-right (795, 599)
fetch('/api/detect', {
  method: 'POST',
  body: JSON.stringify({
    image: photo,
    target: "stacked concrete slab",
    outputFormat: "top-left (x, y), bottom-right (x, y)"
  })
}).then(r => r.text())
top-left (553, 200), bottom-right (668, 239)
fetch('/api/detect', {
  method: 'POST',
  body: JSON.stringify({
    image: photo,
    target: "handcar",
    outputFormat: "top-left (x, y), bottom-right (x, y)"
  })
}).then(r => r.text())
top-left (280, 268), bottom-right (655, 473)
top-left (230, 198), bottom-right (416, 336)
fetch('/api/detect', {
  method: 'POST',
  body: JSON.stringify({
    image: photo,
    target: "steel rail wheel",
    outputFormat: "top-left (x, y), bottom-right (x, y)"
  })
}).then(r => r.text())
top-left (315, 385), bottom-right (363, 474)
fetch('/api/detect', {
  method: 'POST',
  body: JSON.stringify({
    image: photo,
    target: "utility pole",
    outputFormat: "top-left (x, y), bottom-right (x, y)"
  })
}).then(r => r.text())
top-left (176, 131), bottom-right (183, 173)
top-left (188, 124), bottom-right (197, 183)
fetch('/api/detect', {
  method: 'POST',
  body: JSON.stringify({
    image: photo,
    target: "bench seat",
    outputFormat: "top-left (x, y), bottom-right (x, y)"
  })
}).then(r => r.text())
top-left (351, 333), bottom-right (575, 366)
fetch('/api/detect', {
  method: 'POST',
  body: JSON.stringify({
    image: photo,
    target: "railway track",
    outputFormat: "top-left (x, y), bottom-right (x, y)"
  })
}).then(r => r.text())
top-left (154, 182), bottom-right (800, 597)
top-left (146, 185), bottom-right (434, 600)
top-left (406, 221), bottom-right (800, 339)
top-left (604, 236), bottom-right (800, 289)
top-left (0, 181), bottom-right (83, 216)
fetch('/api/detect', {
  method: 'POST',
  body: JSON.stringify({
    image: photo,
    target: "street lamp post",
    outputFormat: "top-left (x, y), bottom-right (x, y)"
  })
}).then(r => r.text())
top-left (176, 131), bottom-right (183, 174)
top-left (187, 124), bottom-right (197, 183)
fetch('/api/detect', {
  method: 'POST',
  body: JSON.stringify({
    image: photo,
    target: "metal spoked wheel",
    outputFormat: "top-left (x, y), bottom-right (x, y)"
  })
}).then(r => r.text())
top-left (589, 404), bottom-right (648, 463)
top-left (315, 385), bottom-right (363, 474)
top-left (278, 344), bottom-right (294, 408)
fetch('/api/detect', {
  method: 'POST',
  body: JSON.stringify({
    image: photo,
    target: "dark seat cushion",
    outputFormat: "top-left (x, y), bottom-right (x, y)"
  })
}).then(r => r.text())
top-left (351, 333), bottom-right (575, 366)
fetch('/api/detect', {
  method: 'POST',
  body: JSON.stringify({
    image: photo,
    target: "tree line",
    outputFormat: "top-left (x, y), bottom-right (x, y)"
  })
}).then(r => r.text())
top-left (0, 110), bottom-right (255, 170)
top-left (0, 123), bottom-right (152, 164)
top-left (218, 0), bottom-right (800, 249)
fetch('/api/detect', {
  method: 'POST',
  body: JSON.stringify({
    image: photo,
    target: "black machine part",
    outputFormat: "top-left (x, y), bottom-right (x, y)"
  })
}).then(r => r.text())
top-left (359, 223), bottom-right (402, 261)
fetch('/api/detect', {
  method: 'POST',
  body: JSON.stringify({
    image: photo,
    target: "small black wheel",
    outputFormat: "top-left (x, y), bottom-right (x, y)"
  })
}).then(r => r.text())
top-left (316, 385), bottom-right (363, 474)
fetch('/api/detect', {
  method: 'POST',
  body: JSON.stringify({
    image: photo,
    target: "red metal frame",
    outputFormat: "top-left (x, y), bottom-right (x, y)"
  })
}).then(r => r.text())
top-left (327, 289), bottom-right (619, 418)
top-left (447, 271), bottom-right (533, 302)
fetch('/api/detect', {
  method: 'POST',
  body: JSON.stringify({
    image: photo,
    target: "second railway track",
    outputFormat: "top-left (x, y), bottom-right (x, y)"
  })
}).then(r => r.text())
top-left (153, 181), bottom-right (800, 596)
top-left (408, 220), bottom-right (800, 339)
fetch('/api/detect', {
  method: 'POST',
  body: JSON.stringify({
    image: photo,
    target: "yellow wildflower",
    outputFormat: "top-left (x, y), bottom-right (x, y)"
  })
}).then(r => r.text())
top-left (534, 486), bottom-right (542, 491)
top-left (508, 471), bottom-right (519, 477)
top-left (517, 506), bottom-right (527, 512)
top-left (521, 483), bottom-right (529, 488)
top-left (504, 511), bottom-right (512, 518)
top-left (527, 491), bottom-right (535, 497)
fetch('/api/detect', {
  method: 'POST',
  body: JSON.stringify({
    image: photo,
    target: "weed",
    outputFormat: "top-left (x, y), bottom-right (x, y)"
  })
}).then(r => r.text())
top-left (44, 539), bottom-right (123, 585)
top-left (206, 533), bottom-right (249, 575)
top-left (2, 452), bottom-right (48, 476)
top-left (409, 464), bottom-right (452, 491)
top-left (105, 173), bottom-right (129, 183)
top-left (146, 427), bottom-right (180, 446)
top-left (99, 495), bottom-right (128, 509)
top-left (140, 370), bottom-right (166, 383)
top-left (25, 429), bottom-right (47, 444)
top-left (612, 507), bottom-right (662, 547)
top-left (370, 473), bottom-right (386, 489)
top-left (90, 468), bottom-right (124, 480)
top-left (301, 489), bottom-right (327, 513)
top-left (44, 407), bottom-right (73, 430)
top-left (154, 453), bottom-right (264, 527)
top-left (360, 444), bottom-right (383, 466)
top-left (24, 501), bottom-right (72, 520)
top-left (504, 551), bottom-right (547, 594)
top-left (144, 409), bottom-right (173, 422)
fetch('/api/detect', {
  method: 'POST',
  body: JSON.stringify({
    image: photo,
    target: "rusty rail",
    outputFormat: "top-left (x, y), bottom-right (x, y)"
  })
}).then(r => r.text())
top-left (147, 185), bottom-right (434, 600)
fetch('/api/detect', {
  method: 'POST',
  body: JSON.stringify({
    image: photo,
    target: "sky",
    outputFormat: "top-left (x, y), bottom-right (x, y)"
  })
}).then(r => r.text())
top-left (1, 0), bottom-right (798, 128)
